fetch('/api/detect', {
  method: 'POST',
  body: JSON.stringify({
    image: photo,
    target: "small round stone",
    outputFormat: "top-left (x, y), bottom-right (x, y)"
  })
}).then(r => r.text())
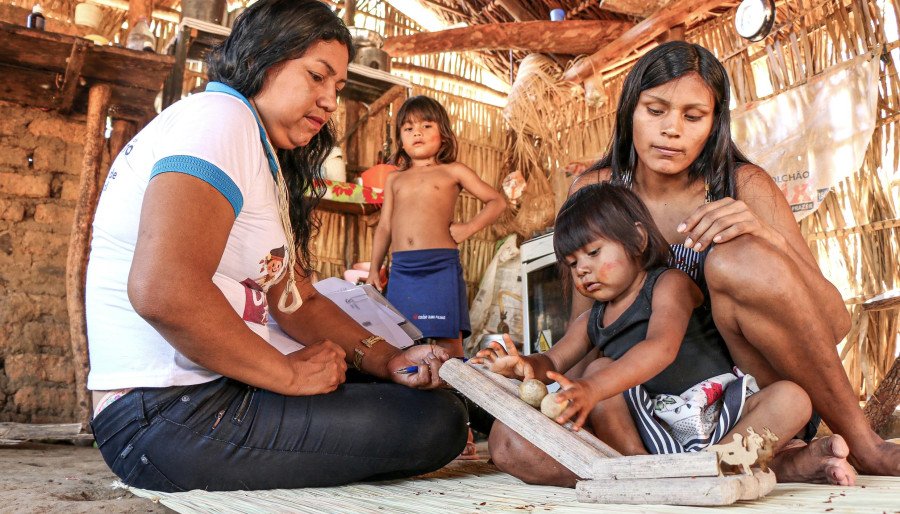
top-left (541, 392), bottom-right (567, 419)
top-left (518, 379), bottom-right (548, 408)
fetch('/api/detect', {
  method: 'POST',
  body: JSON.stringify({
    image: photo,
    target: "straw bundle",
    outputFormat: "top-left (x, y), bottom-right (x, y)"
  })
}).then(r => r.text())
top-left (502, 54), bottom-right (585, 237)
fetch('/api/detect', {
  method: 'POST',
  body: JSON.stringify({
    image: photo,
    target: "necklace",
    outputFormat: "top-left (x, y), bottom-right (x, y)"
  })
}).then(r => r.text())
top-left (250, 99), bottom-right (303, 314)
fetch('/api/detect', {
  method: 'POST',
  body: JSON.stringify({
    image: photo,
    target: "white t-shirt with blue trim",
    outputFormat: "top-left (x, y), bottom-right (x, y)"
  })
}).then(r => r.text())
top-left (86, 85), bottom-right (303, 390)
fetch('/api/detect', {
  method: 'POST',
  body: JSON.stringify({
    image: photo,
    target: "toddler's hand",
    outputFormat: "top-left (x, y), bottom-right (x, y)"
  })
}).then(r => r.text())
top-left (546, 371), bottom-right (601, 431)
top-left (470, 334), bottom-right (533, 380)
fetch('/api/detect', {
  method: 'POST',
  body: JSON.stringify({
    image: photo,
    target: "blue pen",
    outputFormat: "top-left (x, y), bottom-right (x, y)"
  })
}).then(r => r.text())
top-left (394, 357), bottom-right (468, 374)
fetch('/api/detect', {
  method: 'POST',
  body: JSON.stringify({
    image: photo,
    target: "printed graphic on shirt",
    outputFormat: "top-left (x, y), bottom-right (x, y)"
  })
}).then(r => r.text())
top-left (256, 247), bottom-right (286, 289)
top-left (239, 246), bottom-right (288, 325)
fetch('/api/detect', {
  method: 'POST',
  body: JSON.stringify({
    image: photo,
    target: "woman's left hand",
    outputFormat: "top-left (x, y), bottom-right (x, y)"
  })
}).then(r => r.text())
top-left (677, 197), bottom-right (776, 252)
top-left (546, 372), bottom-right (602, 431)
top-left (388, 344), bottom-right (449, 389)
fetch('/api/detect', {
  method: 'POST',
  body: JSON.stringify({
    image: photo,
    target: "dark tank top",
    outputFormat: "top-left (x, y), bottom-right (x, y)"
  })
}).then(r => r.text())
top-left (587, 266), bottom-right (734, 396)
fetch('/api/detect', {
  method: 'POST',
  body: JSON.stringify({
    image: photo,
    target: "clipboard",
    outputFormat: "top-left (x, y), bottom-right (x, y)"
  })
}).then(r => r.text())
top-left (313, 277), bottom-right (421, 349)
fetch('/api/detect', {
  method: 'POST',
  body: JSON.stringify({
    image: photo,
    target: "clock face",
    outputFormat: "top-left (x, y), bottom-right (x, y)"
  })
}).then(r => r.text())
top-left (735, 0), bottom-right (775, 41)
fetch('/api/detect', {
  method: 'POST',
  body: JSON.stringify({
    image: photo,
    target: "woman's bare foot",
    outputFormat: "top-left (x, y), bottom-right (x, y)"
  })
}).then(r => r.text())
top-left (848, 438), bottom-right (900, 476)
top-left (771, 435), bottom-right (856, 485)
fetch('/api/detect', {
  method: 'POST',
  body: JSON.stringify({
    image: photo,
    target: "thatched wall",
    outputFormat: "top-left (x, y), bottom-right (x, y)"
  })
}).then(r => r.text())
top-left (506, 0), bottom-right (900, 396)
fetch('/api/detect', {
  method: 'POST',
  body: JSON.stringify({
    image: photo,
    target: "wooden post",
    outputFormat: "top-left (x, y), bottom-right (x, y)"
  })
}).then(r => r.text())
top-left (161, 25), bottom-right (191, 108)
top-left (338, 85), bottom-right (407, 145)
top-left (66, 84), bottom-right (111, 432)
top-left (55, 40), bottom-right (89, 114)
top-left (109, 119), bottom-right (136, 162)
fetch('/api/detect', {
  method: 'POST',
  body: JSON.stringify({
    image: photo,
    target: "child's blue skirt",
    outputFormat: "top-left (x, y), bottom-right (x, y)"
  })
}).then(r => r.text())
top-left (387, 248), bottom-right (471, 340)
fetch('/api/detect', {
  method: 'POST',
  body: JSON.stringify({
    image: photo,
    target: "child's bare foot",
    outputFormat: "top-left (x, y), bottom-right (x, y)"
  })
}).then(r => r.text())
top-left (848, 438), bottom-right (900, 476)
top-left (771, 435), bottom-right (855, 485)
top-left (455, 428), bottom-right (480, 461)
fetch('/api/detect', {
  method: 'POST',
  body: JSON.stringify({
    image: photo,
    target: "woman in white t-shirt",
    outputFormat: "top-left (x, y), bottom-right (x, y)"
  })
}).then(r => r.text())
top-left (86, 0), bottom-right (467, 492)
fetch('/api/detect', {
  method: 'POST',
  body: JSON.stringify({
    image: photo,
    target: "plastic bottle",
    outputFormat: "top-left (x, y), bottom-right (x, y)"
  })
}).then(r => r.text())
top-left (125, 17), bottom-right (156, 52)
top-left (26, 4), bottom-right (46, 30)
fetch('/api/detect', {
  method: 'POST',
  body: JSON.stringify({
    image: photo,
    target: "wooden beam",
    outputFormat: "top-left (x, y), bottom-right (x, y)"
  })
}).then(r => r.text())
top-left (55, 39), bottom-right (89, 114)
top-left (561, 0), bottom-right (730, 83)
top-left (383, 20), bottom-right (632, 57)
top-left (66, 83), bottom-right (111, 433)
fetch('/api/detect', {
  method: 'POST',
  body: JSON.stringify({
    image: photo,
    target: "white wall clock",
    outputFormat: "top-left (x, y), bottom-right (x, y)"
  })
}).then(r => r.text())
top-left (735, 0), bottom-right (776, 42)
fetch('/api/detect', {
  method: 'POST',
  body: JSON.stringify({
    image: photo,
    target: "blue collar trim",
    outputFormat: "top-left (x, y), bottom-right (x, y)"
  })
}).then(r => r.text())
top-left (205, 81), bottom-right (279, 179)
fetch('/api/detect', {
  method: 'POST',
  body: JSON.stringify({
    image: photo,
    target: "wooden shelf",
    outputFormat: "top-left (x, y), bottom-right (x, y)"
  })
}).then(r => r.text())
top-left (0, 21), bottom-right (174, 120)
top-left (316, 197), bottom-right (380, 215)
top-left (161, 17), bottom-right (410, 108)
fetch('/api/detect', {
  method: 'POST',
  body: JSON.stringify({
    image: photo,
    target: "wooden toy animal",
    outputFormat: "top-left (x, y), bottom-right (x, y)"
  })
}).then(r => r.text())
top-left (707, 429), bottom-right (763, 476)
top-left (756, 428), bottom-right (779, 472)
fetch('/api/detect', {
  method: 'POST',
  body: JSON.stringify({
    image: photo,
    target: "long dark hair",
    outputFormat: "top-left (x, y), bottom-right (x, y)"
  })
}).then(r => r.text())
top-left (207, 0), bottom-right (354, 271)
top-left (389, 95), bottom-right (458, 170)
top-left (554, 182), bottom-right (670, 270)
top-left (589, 41), bottom-right (750, 201)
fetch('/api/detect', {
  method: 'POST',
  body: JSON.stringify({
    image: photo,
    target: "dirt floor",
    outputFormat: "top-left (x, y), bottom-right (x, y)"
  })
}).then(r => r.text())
top-left (0, 442), bottom-right (168, 513)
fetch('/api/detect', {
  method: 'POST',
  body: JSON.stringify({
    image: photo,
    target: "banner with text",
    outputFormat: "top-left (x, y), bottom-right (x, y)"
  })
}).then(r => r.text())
top-left (731, 54), bottom-right (879, 219)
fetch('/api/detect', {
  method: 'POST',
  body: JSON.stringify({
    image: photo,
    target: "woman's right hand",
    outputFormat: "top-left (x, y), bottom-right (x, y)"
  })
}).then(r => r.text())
top-left (470, 334), bottom-right (534, 380)
top-left (284, 340), bottom-right (347, 396)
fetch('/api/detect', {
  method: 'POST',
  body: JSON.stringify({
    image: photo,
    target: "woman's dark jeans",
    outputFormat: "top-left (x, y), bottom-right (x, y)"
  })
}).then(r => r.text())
top-left (91, 377), bottom-right (468, 492)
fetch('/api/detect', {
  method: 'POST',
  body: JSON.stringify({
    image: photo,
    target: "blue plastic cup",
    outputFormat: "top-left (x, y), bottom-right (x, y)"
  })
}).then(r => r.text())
top-left (550, 8), bottom-right (565, 21)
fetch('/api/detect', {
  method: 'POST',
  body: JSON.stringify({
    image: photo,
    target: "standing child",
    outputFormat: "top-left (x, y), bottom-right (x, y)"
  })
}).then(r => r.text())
top-left (476, 182), bottom-right (811, 461)
top-left (367, 95), bottom-right (506, 358)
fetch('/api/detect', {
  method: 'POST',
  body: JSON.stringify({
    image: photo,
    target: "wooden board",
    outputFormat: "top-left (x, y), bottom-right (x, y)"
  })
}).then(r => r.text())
top-left (575, 475), bottom-right (743, 505)
top-left (592, 452), bottom-right (719, 479)
top-left (0, 422), bottom-right (92, 445)
top-left (439, 359), bottom-right (612, 478)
